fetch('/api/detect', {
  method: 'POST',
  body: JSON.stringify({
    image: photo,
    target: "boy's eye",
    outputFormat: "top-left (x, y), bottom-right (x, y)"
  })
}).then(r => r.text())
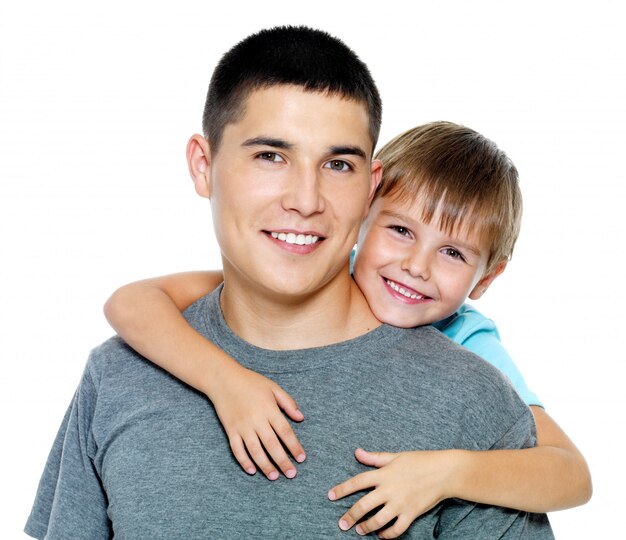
top-left (324, 159), bottom-right (352, 172)
top-left (442, 247), bottom-right (465, 261)
top-left (257, 152), bottom-right (284, 162)
top-left (390, 225), bottom-right (411, 237)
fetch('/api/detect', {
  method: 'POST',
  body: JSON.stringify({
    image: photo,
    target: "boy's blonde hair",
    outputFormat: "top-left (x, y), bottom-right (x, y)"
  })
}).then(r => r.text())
top-left (374, 121), bottom-right (522, 273)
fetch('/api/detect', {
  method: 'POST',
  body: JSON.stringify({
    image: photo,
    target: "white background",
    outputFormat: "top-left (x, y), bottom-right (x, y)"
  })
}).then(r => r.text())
top-left (1, 1), bottom-right (624, 537)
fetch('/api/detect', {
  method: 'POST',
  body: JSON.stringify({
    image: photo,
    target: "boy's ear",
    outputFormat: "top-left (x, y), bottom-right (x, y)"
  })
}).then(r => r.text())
top-left (363, 159), bottom-right (383, 218)
top-left (186, 134), bottom-right (212, 198)
top-left (468, 260), bottom-right (508, 300)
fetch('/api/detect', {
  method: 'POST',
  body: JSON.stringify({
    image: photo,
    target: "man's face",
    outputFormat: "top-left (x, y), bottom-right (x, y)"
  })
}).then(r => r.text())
top-left (201, 85), bottom-right (380, 302)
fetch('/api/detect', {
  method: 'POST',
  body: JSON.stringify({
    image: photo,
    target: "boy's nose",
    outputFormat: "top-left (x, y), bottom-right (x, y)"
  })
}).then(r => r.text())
top-left (402, 249), bottom-right (431, 281)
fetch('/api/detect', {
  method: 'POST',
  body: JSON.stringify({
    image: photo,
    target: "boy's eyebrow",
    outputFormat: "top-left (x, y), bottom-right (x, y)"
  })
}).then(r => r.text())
top-left (242, 136), bottom-right (293, 150)
top-left (381, 209), bottom-right (483, 256)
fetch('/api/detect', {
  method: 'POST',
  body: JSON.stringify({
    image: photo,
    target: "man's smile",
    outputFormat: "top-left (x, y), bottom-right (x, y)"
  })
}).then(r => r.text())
top-left (269, 231), bottom-right (322, 245)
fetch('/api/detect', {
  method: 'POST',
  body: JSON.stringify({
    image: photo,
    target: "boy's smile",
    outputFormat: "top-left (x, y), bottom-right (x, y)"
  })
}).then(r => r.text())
top-left (353, 195), bottom-right (498, 329)
top-left (382, 277), bottom-right (432, 304)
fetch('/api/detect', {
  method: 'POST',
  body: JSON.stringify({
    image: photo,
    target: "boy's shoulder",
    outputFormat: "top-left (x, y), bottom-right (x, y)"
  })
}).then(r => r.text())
top-left (434, 303), bottom-right (500, 343)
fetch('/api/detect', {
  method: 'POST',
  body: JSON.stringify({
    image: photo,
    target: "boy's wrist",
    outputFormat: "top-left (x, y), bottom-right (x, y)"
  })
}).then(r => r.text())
top-left (444, 449), bottom-right (471, 500)
top-left (199, 355), bottom-right (245, 400)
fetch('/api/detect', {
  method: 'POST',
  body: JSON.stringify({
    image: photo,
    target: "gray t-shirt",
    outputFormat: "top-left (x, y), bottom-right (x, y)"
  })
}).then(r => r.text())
top-left (26, 288), bottom-right (553, 538)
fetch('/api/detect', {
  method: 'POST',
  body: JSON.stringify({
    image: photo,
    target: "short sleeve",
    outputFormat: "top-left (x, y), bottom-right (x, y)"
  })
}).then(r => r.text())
top-left (435, 305), bottom-right (543, 408)
top-left (24, 365), bottom-right (111, 539)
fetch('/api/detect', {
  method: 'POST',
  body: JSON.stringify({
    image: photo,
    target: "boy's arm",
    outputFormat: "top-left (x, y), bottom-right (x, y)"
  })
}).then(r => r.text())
top-left (329, 333), bottom-right (591, 537)
top-left (330, 408), bottom-right (575, 538)
top-left (442, 308), bottom-right (591, 508)
top-left (103, 271), bottom-right (306, 480)
top-left (446, 406), bottom-right (592, 511)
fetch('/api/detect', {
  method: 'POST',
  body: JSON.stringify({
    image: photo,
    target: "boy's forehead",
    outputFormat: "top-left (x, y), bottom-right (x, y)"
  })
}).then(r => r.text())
top-left (375, 194), bottom-right (488, 250)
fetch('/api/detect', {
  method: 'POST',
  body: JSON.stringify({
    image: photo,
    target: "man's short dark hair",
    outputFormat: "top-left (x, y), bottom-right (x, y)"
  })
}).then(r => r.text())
top-left (202, 26), bottom-right (382, 152)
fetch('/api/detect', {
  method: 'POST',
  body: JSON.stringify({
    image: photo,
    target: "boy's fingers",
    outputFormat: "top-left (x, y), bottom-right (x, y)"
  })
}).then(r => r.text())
top-left (355, 505), bottom-right (397, 536)
top-left (242, 433), bottom-right (280, 481)
top-left (337, 491), bottom-right (383, 531)
top-left (354, 447), bottom-right (396, 468)
top-left (228, 434), bottom-right (257, 475)
top-left (377, 515), bottom-right (412, 539)
top-left (258, 427), bottom-right (297, 479)
top-left (328, 471), bottom-right (376, 500)
top-left (270, 415), bottom-right (306, 463)
top-left (273, 388), bottom-right (304, 422)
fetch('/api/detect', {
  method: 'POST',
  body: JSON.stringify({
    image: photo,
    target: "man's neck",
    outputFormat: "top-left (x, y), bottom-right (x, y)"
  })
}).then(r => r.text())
top-left (219, 269), bottom-right (381, 350)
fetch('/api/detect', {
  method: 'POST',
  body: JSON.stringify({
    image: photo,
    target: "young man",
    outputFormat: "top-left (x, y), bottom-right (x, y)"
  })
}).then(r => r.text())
top-left (26, 27), bottom-right (553, 538)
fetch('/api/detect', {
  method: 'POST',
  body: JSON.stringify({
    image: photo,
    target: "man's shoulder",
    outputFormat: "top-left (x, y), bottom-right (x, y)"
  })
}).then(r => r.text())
top-left (396, 325), bottom-right (535, 449)
top-left (399, 324), bottom-right (507, 379)
top-left (84, 335), bottom-right (144, 384)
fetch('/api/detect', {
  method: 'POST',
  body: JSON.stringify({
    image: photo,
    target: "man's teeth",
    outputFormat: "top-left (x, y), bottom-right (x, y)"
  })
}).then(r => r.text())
top-left (271, 232), bottom-right (320, 245)
top-left (386, 279), bottom-right (426, 300)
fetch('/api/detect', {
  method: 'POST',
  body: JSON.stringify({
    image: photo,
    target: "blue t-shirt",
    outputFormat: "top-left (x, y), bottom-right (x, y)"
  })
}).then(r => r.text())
top-left (350, 249), bottom-right (542, 407)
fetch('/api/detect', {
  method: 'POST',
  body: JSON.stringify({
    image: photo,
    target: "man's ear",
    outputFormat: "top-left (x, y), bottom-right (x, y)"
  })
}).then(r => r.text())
top-left (363, 159), bottom-right (383, 218)
top-left (186, 134), bottom-right (212, 198)
top-left (468, 260), bottom-right (508, 300)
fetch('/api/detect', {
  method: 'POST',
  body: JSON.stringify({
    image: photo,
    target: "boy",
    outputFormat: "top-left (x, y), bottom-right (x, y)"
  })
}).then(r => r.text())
top-left (28, 26), bottom-right (553, 538)
top-left (105, 122), bottom-right (589, 537)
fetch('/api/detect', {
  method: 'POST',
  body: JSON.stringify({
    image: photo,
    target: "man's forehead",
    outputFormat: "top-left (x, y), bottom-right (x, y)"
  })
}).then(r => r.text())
top-left (229, 85), bottom-right (373, 154)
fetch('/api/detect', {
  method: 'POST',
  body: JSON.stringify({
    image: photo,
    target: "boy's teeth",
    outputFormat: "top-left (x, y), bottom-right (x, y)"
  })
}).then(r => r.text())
top-left (386, 278), bottom-right (425, 300)
top-left (271, 232), bottom-right (320, 245)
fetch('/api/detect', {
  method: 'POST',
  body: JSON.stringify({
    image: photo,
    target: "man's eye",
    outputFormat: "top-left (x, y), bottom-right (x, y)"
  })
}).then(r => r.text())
top-left (324, 160), bottom-right (351, 172)
top-left (257, 152), bottom-right (284, 162)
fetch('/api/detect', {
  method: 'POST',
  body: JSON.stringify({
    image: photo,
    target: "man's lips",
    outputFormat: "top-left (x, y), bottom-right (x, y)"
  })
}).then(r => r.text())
top-left (268, 231), bottom-right (322, 246)
top-left (383, 277), bottom-right (432, 302)
top-left (263, 230), bottom-right (325, 253)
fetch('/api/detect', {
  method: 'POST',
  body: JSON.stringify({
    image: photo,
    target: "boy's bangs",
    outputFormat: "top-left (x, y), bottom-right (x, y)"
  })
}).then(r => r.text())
top-left (387, 179), bottom-right (497, 248)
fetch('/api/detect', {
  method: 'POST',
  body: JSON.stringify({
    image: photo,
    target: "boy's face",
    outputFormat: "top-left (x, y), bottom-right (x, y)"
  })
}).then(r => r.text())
top-left (353, 195), bottom-right (502, 328)
top-left (191, 85), bottom-right (380, 302)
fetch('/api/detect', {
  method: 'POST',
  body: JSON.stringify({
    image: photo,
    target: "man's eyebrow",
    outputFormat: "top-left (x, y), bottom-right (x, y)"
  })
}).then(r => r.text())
top-left (242, 137), bottom-right (293, 150)
top-left (329, 145), bottom-right (367, 159)
top-left (241, 138), bottom-right (367, 159)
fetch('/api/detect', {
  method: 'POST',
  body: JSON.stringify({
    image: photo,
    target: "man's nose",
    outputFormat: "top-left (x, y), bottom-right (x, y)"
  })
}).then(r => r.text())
top-left (281, 167), bottom-right (325, 216)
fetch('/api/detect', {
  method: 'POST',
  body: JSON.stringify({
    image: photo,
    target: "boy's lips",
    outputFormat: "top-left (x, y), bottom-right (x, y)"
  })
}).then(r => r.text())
top-left (382, 277), bottom-right (432, 303)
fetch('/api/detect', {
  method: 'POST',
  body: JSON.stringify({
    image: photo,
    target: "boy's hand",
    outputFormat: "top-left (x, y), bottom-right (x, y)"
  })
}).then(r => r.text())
top-left (209, 363), bottom-right (306, 480)
top-left (328, 448), bottom-right (456, 538)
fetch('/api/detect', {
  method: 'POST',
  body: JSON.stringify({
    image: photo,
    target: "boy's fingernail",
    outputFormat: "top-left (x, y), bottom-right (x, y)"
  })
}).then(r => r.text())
top-left (296, 453), bottom-right (306, 463)
top-left (285, 468), bottom-right (296, 479)
top-left (355, 525), bottom-right (364, 535)
top-left (268, 471), bottom-right (279, 481)
top-left (246, 467), bottom-right (256, 475)
top-left (339, 519), bottom-right (350, 531)
top-left (328, 490), bottom-right (336, 501)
